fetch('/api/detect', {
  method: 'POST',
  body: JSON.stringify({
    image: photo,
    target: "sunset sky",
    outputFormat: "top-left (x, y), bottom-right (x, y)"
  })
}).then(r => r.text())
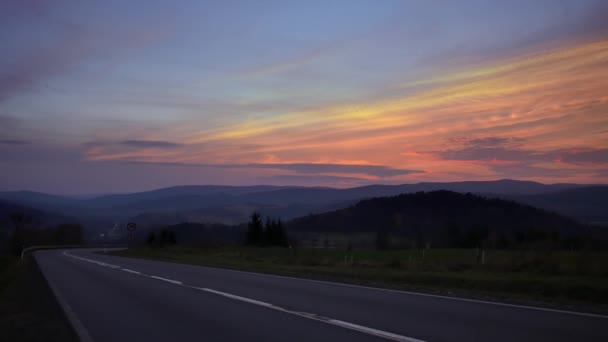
top-left (1, 0), bottom-right (607, 194)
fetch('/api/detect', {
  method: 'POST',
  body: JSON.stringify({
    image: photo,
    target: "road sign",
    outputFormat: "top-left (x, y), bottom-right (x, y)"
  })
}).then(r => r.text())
top-left (126, 222), bottom-right (137, 232)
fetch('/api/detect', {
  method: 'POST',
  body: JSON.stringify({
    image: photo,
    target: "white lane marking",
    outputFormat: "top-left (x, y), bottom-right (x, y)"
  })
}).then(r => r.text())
top-left (37, 254), bottom-right (95, 342)
top-left (63, 251), bottom-right (122, 269)
top-left (197, 287), bottom-right (274, 307)
top-left (122, 269), bottom-right (141, 275)
top-left (327, 319), bottom-right (425, 342)
top-left (186, 286), bottom-right (421, 342)
top-left (149, 275), bottom-right (183, 285)
top-left (167, 262), bottom-right (608, 320)
top-left (280, 310), bottom-right (424, 342)
top-left (62, 250), bottom-right (425, 342)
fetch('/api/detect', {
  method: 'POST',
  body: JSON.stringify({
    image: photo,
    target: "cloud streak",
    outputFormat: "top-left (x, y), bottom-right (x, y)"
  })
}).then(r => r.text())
top-left (263, 174), bottom-right (373, 187)
top-left (116, 161), bottom-right (422, 179)
top-left (0, 3), bottom-right (169, 104)
top-left (237, 163), bottom-right (422, 177)
top-left (119, 140), bottom-right (183, 149)
top-left (0, 139), bottom-right (29, 145)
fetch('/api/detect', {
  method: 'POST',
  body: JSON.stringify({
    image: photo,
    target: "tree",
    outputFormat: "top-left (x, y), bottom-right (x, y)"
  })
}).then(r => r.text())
top-left (264, 217), bottom-right (274, 246)
top-left (147, 232), bottom-right (157, 246)
top-left (275, 219), bottom-right (288, 247)
top-left (53, 224), bottom-right (83, 245)
top-left (258, 216), bottom-right (288, 247)
top-left (9, 213), bottom-right (30, 256)
top-left (246, 212), bottom-right (263, 246)
top-left (159, 229), bottom-right (177, 246)
top-left (375, 227), bottom-right (390, 250)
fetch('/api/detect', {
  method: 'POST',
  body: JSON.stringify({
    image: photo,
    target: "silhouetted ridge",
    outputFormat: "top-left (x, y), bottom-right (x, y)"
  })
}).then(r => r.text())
top-left (288, 191), bottom-right (590, 248)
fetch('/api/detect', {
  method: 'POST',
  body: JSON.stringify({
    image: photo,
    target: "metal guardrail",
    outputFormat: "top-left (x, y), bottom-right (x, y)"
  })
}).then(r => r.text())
top-left (21, 244), bottom-right (128, 260)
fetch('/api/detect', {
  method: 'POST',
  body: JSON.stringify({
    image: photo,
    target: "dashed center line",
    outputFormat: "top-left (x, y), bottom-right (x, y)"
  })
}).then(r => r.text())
top-left (62, 250), bottom-right (425, 342)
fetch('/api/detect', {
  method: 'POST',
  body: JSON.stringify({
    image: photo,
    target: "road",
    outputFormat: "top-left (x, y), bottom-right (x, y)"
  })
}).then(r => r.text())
top-left (35, 249), bottom-right (607, 342)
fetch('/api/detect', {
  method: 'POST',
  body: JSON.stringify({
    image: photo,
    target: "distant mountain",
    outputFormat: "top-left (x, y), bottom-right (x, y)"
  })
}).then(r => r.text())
top-left (0, 199), bottom-right (75, 232)
top-left (287, 191), bottom-right (592, 248)
top-left (0, 180), bottom-right (604, 239)
top-left (0, 191), bottom-right (82, 213)
top-left (511, 186), bottom-right (608, 225)
top-left (240, 179), bottom-right (592, 206)
top-left (81, 185), bottom-right (294, 208)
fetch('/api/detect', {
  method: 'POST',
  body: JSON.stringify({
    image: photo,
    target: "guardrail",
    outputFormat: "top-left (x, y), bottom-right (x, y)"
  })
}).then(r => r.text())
top-left (21, 245), bottom-right (128, 260)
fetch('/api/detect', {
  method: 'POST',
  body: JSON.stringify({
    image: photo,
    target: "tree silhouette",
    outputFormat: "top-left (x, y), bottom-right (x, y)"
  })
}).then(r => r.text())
top-left (375, 226), bottom-right (390, 250)
top-left (158, 229), bottom-right (177, 246)
top-left (246, 212), bottom-right (263, 246)
top-left (264, 217), bottom-right (274, 246)
top-left (9, 213), bottom-right (30, 255)
top-left (147, 232), bottom-right (157, 246)
top-left (248, 213), bottom-right (288, 247)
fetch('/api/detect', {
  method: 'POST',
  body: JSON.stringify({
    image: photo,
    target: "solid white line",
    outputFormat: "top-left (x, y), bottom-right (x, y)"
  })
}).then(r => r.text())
top-left (197, 287), bottom-right (274, 307)
top-left (188, 286), bottom-right (422, 342)
top-left (167, 262), bottom-right (608, 319)
top-left (327, 319), bottom-right (425, 342)
top-left (35, 253), bottom-right (95, 342)
top-left (122, 269), bottom-right (141, 275)
top-left (149, 275), bottom-right (183, 285)
top-left (278, 309), bottom-right (423, 342)
top-left (63, 251), bottom-right (122, 269)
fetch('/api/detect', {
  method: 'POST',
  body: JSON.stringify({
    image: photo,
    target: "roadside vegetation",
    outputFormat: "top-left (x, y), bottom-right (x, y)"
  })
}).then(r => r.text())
top-left (115, 243), bottom-right (608, 312)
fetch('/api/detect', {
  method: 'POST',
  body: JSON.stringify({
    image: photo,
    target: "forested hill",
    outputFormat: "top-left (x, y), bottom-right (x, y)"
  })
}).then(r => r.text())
top-left (287, 191), bottom-right (595, 248)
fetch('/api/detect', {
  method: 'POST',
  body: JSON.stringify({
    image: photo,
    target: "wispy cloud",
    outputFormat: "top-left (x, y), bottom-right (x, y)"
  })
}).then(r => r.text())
top-left (0, 2), bottom-right (169, 104)
top-left (83, 140), bottom-right (185, 162)
top-left (557, 149), bottom-right (608, 164)
top-left (263, 174), bottom-right (372, 187)
top-left (0, 139), bottom-right (29, 145)
top-left (237, 163), bottom-right (422, 177)
top-left (119, 140), bottom-right (183, 149)
top-left (112, 161), bottom-right (422, 179)
top-left (426, 137), bottom-right (608, 165)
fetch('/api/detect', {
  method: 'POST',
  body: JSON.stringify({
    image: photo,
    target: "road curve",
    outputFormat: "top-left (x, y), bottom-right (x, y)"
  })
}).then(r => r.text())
top-left (35, 249), bottom-right (607, 342)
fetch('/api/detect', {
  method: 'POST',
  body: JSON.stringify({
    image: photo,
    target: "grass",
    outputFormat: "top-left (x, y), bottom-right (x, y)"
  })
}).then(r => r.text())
top-left (113, 245), bottom-right (608, 313)
top-left (0, 255), bottom-right (78, 342)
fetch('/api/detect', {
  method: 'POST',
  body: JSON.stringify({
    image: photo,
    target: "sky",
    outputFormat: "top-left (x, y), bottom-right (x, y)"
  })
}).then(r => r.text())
top-left (1, 0), bottom-right (607, 194)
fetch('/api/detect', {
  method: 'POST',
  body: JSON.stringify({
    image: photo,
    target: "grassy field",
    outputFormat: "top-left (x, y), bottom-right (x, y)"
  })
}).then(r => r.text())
top-left (0, 255), bottom-right (78, 342)
top-left (114, 245), bottom-right (608, 312)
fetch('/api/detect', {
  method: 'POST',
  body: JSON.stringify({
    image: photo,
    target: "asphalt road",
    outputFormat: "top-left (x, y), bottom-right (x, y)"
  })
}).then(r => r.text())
top-left (35, 249), bottom-right (607, 342)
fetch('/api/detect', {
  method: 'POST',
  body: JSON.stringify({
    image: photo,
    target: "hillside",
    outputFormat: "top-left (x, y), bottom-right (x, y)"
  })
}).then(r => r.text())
top-left (287, 191), bottom-right (592, 248)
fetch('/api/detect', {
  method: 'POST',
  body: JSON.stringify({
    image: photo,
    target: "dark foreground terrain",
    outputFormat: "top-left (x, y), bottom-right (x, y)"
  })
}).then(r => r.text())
top-left (0, 256), bottom-right (77, 342)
